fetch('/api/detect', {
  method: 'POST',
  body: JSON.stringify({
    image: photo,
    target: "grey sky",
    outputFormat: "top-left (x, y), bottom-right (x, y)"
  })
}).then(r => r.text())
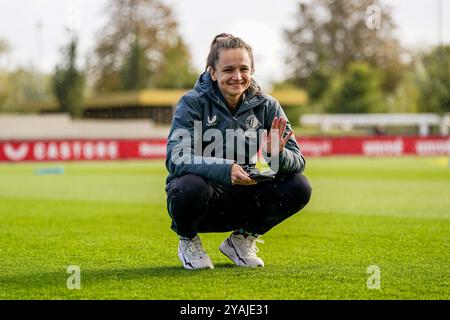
top-left (0, 0), bottom-right (449, 89)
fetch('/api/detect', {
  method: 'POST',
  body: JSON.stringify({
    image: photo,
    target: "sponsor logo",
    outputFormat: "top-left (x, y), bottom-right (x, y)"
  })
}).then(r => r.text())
top-left (415, 140), bottom-right (450, 156)
top-left (1, 141), bottom-right (119, 161)
top-left (32, 141), bottom-right (118, 160)
top-left (299, 141), bottom-right (332, 156)
top-left (363, 140), bottom-right (404, 156)
top-left (3, 143), bottom-right (29, 161)
top-left (206, 115), bottom-right (218, 127)
top-left (139, 143), bottom-right (167, 157)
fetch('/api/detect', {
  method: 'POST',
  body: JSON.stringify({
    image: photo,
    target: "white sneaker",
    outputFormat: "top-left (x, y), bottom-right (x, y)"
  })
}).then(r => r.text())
top-left (219, 233), bottom-right (265, 267)
top-left (178, 235), bottom-right (214, 270)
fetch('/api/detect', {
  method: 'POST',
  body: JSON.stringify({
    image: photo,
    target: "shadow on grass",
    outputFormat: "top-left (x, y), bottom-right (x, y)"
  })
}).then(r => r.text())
top-left (0, 263), bottom-right (239, 290)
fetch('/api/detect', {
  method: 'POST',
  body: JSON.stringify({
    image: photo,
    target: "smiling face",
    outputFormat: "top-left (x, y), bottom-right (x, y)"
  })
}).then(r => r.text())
top-left (210, 48), bottom-right (253, 108)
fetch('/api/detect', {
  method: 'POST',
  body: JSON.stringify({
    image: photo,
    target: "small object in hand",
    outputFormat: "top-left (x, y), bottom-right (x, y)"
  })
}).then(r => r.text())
top-left (243, 166), bottom-right (276, 183)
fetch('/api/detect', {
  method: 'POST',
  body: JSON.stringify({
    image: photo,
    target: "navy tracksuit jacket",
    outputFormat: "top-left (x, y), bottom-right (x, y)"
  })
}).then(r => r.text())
top-left (165, 72), bottom-right (311, 237)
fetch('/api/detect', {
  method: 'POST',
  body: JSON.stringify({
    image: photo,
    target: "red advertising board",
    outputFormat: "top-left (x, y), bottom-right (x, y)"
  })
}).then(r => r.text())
top-left (0, 139), bottom-right (167, 162)
top-left (298, 136), bottom-right (450, 156)
top-left (0, 137), bottom-right (449, 162)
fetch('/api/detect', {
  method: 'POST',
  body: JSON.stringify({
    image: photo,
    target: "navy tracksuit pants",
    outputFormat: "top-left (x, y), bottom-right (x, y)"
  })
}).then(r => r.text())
top-left (165, 173), bottom-right (312, 239)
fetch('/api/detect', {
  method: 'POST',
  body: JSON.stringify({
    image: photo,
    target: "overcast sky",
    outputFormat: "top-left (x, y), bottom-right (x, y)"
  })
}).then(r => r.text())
top-left (0, 0), bottom-right (449, 89)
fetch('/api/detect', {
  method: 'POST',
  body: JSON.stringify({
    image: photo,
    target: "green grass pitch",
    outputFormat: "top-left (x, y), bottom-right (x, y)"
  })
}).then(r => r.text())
top-left (0, 157), bottom-right (449, 299)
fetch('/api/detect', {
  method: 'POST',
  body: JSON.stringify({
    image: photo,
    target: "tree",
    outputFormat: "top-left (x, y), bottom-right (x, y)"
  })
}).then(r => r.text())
top-left (0, 67), bottom-right (53, 112)
top-left (1, 39), bottom-right (53, 112)
top-left (324, 62), bottom-right (384, 113)
top-left (52, 35), bottom-right (85, 117)
top-left (153, 37), bottom-right (198, 89)
top-left (417, 45), bottom-right (450, 113)
top-left (385, 70), bottom-right (421, 113)
top-left (0, 74), bottom-right (8, 109)
top-left (0, 38), bottom-right (9, 59)
top-left (0, 38), bottom-right (9, 55)
top-left (284, 0), bottom-right (405, 101)
top-left (92, 0), bottom-right (196, 92)
top-left (120, 35), bottom-right (151, 90)
top-left (0, 38), bottom-right (10, 108)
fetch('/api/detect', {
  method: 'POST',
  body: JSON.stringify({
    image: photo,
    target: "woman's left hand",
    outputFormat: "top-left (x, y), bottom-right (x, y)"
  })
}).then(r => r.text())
top-left (262, 117), bottom-right (294, 156)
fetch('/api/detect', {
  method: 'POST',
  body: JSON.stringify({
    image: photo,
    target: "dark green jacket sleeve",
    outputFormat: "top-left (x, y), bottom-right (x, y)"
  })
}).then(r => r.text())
top-left (165, 94), bottom-right (234, 185)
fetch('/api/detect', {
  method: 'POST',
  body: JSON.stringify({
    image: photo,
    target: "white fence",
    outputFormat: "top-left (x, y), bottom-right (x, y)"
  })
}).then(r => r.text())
top-left (300, 113), bottom-right (450, 136)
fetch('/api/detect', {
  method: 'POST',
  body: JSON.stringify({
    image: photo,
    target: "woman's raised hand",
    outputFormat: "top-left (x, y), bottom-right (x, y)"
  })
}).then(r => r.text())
top-left (262, 117), bottom-right (294, 156)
